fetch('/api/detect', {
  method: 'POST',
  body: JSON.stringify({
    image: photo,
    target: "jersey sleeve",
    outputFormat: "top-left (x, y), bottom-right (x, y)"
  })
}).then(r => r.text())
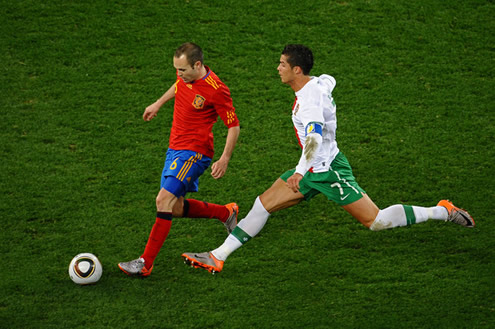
top-left (298, 104), bottom-right (324, 129)
top-left (319, 74), bottom-right (336, 93)
top-left (213, 84), bottom-right (240, 128)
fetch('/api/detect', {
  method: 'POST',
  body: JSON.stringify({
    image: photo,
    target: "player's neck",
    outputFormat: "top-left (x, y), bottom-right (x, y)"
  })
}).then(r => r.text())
top-left (197, 65), bottom-right (208, 80)
top-left (290, 75), bottom-right (311, 92)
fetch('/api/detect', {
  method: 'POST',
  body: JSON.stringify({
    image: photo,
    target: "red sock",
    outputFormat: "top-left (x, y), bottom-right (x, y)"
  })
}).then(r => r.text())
top-left (141, 212), bottom-right (172, 267)
top-left (184, 199), bottom-right (229, 222)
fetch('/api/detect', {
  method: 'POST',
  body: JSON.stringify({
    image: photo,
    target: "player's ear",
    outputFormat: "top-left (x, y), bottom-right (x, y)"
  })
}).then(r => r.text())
top-left (293, 66), bottom-right (303, 75)
top-left (193, 61), bottom-right (202, 70)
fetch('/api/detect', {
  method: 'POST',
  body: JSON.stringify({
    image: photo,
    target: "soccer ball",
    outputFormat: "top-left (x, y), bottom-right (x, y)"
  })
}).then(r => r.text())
top-left (68, 253), bottom-right (103, 285)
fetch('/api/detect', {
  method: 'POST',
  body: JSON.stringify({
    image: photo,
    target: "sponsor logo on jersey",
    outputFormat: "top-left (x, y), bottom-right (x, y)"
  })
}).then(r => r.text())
top-left (192, 94), bottom-right (206, 109)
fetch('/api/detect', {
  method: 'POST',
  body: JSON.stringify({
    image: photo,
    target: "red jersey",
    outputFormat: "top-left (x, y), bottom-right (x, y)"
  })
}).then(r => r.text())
top-left (169, 66), bottom-right (239, 158)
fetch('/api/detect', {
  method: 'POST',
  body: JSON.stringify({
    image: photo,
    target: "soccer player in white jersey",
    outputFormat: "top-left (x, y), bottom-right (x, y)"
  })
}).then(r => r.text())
top-left (181, 44), bottom-right (475, 274)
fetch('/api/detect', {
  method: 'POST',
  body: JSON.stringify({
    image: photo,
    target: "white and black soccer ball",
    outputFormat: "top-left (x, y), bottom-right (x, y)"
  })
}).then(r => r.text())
top-left (68, 253), bottom-right (103, 285)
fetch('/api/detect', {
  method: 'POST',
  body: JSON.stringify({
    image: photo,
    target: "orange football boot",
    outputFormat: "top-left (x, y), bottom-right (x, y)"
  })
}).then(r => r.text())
top-left (437, 200), bottom-right (475, 228)
top-left (182, 252), bottom-right (224, 274)
top-left (118, 258), bottom-right (153, 277)
top-left (223, 203), bottom-right (239, 234)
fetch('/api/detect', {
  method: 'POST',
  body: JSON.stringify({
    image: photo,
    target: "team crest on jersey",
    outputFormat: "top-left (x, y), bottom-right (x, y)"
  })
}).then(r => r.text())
top-left (192, 94), bottom-right (206, 109)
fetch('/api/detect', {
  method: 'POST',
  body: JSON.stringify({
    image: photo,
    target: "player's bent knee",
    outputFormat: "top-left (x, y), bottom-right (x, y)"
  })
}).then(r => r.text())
top-left (369, 215), bottom-right (390, 231)
top-left (172, 198), bottom-right (184, 217)
top-left (156, 188), bottom-right (178, 211)
top-left (369, 220), bottom-right (384, 231)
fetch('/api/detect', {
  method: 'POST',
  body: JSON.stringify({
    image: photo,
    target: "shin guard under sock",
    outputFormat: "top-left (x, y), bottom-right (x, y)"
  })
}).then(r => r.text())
top-left (141, 212), bottom-right (172, 267)
top-left (183, 199), bottom-right (229, 222)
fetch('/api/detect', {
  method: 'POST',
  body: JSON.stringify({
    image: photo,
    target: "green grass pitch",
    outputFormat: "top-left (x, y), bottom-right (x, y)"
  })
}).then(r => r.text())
top-left (1, 0), bottom-right (494, 328)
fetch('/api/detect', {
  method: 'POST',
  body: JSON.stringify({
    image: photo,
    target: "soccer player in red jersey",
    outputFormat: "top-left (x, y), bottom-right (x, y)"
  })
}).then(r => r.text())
top-left (118, 43), bottom-right (240, 277)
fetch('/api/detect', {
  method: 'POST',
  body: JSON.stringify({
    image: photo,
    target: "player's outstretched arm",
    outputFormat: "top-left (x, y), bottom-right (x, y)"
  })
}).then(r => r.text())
top-left (287, 131), bottom-right (322, 193)
top-left (143, 84), bottom-right (176, 121)
top-left (211, 125), bottom-right (240, 179)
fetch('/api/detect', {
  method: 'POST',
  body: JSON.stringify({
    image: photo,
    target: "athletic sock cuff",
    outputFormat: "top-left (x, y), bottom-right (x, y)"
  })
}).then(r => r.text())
top-left (182, 200), bottom-right (190, 217)
top-left (403, 205), bottom-right (416, 225)
top-left (156, 212), bottom-right (173, 220)
top-left (231, 226), bottom-right (252, 244)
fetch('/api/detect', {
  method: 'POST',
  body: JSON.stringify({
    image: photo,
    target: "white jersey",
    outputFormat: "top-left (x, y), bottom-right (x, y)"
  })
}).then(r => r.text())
top-left (293, 74), bottom-right (339, 175)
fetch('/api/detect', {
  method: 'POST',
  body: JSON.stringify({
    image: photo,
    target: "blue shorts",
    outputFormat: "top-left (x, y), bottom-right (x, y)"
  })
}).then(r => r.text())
top-left (161, 149), bottom-right (212, 197)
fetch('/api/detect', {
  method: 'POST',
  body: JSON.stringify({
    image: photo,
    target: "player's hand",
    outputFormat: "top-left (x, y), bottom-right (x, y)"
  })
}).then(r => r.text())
top-left (211, 158), bottom-right (229, 179)
top-left (143, 103), bottom-right (160, 121)
top-left (287, 173), bottom-right (303, 193)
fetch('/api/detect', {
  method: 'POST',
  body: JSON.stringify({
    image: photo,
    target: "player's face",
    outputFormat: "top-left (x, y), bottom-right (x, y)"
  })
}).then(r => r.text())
top-left (278, 55), bottom-right (298, 84)
top-left (174, 55), bottom-right (201, 83)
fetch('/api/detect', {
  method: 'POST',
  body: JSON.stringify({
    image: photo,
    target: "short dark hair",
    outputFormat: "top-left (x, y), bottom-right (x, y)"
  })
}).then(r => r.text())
top-left (175, 42), bottom-right (204, 67)
top-left (281, 44), bottom-right (313, 75)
